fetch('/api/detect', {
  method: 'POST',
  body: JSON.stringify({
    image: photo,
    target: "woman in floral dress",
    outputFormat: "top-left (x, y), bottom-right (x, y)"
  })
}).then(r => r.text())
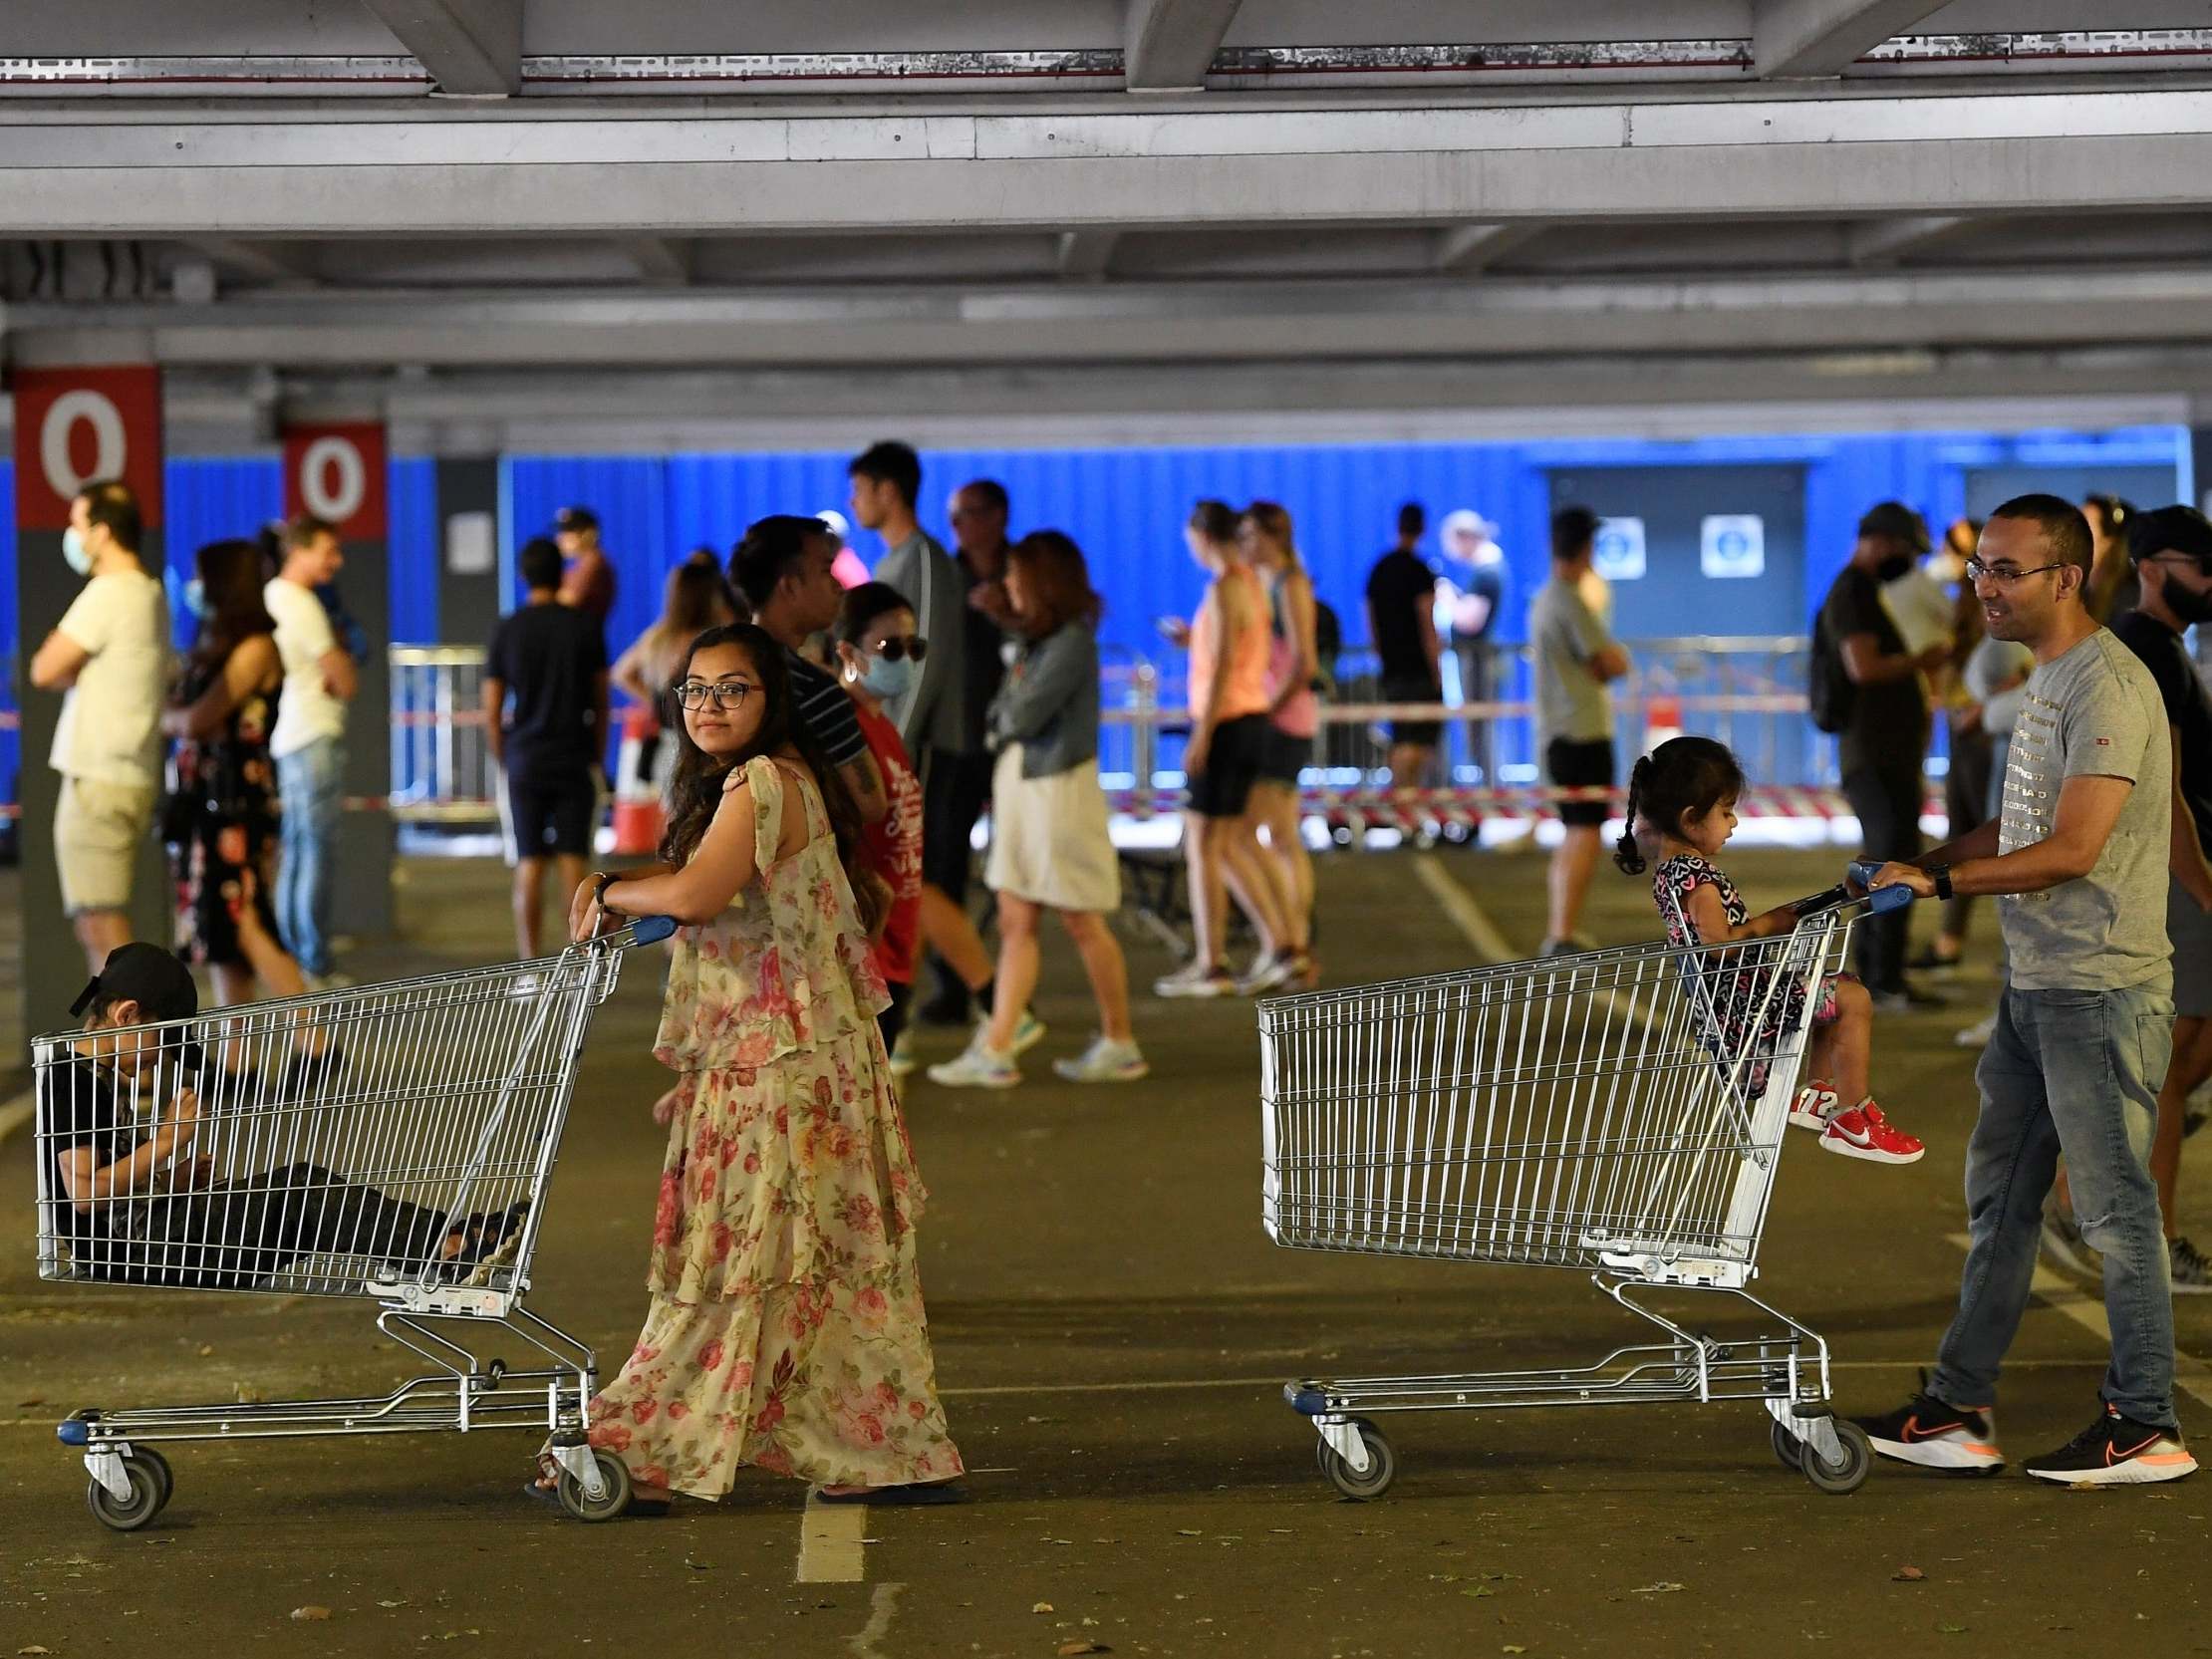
top-left (556, 622), bottom-right (962, 1511)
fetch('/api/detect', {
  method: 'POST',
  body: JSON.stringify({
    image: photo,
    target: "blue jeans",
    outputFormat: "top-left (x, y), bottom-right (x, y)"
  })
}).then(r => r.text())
top-left (276, 738), bottom-right (345, 976)
top-left (1932, 983), bottom-right (2177, 1428)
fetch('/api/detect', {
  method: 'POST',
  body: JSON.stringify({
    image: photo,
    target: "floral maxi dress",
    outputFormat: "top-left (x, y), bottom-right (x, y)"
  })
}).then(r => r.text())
top-left (587, 755), bottom-right (963, 1497)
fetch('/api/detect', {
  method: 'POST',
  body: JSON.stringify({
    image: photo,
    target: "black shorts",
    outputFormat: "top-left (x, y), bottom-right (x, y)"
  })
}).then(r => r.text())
top-left (1381, 679), bottom-right (1443, 748)
top-left (1187, 713), bottom-right (1268, 819)
top-left (502, 767), bottom-right (598, 860)
top-left (1545, 737), bottom-right (1616, 828)
top-left (921, 746), bottom-right (993, 899)
top-left (1257, 725), bottom-right (1312, 785)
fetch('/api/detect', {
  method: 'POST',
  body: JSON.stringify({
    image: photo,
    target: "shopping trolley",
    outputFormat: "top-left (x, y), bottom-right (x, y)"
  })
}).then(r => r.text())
top-left (32, 916), bottom-right (676, 1530)
top-left (1260, 866), bottom-right (1911, 1500)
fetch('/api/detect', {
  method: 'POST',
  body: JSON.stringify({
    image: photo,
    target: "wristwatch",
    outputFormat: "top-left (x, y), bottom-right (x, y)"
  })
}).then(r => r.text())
top-left (592, 871), bottom-right (618, 908)
top-left (1922, 863), bottom-right (1954, 902)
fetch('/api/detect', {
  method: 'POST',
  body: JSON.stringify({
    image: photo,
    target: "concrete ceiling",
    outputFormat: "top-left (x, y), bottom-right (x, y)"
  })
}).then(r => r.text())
top-left (5, 1), bottom-right (2212, 447)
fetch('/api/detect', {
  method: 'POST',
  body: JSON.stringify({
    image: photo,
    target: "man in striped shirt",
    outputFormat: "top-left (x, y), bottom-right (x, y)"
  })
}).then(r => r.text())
top-left (729, 515), bottom-right (888, 825)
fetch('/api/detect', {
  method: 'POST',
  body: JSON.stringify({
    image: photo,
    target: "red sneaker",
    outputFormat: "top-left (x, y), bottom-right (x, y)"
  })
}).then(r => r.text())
top-left (1789, 1083), bottom-right (1838, 1132)
top-left (1820, 1099), bottom-right (1925, 1165)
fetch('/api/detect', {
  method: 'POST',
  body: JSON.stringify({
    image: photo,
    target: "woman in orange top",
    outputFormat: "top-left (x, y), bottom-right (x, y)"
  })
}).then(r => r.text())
top-left (1154, 500), bottom-right (1295, 999)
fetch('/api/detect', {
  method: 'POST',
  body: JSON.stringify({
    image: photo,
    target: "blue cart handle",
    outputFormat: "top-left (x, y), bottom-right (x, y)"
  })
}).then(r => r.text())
top-left (628, 915), bottom-right (680, 947)
top-left (1847, 861), bottom-right (1916, 914)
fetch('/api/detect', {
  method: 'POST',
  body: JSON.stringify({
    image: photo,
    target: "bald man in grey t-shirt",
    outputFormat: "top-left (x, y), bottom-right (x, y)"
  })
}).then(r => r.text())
top-left (1849, 494), bottom-right (2192, 1489)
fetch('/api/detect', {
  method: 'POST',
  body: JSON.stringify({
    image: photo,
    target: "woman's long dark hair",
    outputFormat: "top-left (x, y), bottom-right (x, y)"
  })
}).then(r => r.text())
top-left (1615, 735), bottom-right (1746, 875)
top-left (659, 624), bottom-right (888, 936)
top-left (183, 538), bottom-right (277, 681)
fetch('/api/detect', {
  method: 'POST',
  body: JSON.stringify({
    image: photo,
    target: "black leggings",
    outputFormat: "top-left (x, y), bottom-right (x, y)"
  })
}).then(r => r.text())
top-left (878, 981), bottom-right (913, 1057)
top-left (88, 1162), bottom-right (455, 1288)
top-left (1842, 762), bottom-right (1924, 994)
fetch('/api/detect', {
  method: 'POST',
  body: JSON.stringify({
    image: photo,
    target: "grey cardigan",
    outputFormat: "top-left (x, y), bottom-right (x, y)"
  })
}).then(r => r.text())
top-left (986, 621), bottom-right (1100, 778)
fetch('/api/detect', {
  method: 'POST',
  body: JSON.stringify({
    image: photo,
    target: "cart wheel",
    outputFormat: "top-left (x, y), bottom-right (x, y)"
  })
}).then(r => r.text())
top-left (1318, 1421), bottom-right (1397, 1502)
top-left (135, 1446), bottom-right (174, 1515)
top-left (556, 1449), bottom-right (634, 1522)
top-left (1801, 1420), bottom-right (1872, 1496)
top-left (86, 1456), bottom-right (165, 1531)
top-left (1770, 1419), bottom-right (1803, 1471)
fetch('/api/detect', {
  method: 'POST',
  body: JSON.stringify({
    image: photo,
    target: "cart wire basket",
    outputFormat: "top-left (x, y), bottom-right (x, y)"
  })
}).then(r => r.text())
top-left (32, 915), bottom-right (677, 1529)
top-left (1260, 869), bottom-right (1911, 1499)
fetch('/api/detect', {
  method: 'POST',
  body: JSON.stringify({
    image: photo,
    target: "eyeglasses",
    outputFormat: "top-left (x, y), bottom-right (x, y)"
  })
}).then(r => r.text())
top-left (675, 681), bottom-right (755, 710)
top-left (1964, 558), bottom-right (2071, 586)
top-left (870, 636), bottom-right (928, 663)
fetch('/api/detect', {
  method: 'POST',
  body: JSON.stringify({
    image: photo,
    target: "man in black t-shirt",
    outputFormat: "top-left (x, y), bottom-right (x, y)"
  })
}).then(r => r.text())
top-left (485, 537), bottom-right (611, 959)
top-left (1364, 503), bottom-right (1443, 788)
top-left (2114, 505), bottom-right (2212, 1288)
top-left (1817, 502), bottom-right (1951, 1007)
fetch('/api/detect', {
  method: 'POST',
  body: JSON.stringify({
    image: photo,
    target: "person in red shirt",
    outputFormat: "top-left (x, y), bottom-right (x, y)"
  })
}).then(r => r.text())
top-left (831, 583), bottom-right (926, 1056)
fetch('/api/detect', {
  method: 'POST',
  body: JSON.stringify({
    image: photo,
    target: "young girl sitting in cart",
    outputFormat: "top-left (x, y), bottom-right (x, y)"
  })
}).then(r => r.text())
top-left (1616, 735), bottom-right (1924, 1166)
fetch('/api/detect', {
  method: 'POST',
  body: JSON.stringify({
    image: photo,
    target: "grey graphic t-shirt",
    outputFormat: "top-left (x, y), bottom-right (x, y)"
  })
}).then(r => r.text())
top-left (1997, 628), bottom-right (2173, 992)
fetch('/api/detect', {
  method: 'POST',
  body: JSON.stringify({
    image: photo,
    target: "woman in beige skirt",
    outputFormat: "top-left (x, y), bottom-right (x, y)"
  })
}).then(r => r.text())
top-left (929, 532), bottom-right (1148, 1090)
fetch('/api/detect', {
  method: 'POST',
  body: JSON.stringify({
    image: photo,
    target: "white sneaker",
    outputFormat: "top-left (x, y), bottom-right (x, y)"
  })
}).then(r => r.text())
top-left (927, 1039), bottom-right (1020, 1090)
top-left (993, 1008), bottom-right (1046, 1056)
top-left (1051, 1036), bottom-right (1151, 1083)
top-left (1236, 954), bottom-right (1297, 996)
top-left (1955, 1013), bottom-right (1997, 1048)
top-left (2170, 1235), bottom-right (2212, 1294)
top-left (1789, 1084), bottom-right (1838, 1132)
top-left (1154, 962), bottom-right (1236, 999)
top-left (888, 1030), bottom-right (918, 1078)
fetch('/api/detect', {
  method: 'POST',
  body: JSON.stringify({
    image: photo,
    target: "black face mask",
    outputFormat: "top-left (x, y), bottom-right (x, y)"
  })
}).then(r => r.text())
top-left (1875, 552), bottom-right (1916, 584)
top-left (2165, 579), bottom-right (2212, 627)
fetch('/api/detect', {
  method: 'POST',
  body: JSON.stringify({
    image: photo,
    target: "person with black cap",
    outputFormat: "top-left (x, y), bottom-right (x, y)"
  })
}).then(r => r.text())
top-left (1815, 502), bottom-right (1953, 1011)
top-left (43, 945), bottom-right (519, 1289)
top-left (554, 505), bottom-right (618, 628)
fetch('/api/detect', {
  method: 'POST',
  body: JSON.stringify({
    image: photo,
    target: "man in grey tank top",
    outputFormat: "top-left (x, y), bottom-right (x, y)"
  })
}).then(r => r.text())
top-left (1848, 494), bottom-right (2192, 1488)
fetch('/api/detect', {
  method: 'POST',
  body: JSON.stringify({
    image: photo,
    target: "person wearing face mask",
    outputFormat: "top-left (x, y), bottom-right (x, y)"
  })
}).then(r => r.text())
top-left (832, 583), bottom-right (929, 1056)
top-left (29, 480), bottom-right (170, 974)
top-left (1911, 518), bottom-right (1996, 976)
top-left (2092, 505), bottom-right (2212, 1290)
top-left (1815, 502), bottom-right (1953, 1011)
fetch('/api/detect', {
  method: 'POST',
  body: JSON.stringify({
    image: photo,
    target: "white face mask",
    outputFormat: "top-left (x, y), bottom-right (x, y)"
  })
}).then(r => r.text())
top-left (62, 526), bottom-right (94, 576)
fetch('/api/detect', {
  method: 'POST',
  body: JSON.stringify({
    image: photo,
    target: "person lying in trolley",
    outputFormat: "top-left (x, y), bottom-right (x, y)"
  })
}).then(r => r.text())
top-left (44, 944), bottom-right (524, 1290)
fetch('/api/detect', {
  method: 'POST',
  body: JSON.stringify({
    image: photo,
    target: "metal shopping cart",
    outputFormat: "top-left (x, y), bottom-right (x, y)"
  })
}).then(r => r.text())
top-left (1260, 869), bottom-right (1911, 1500)
top-left (32, 916), bottom-right (676, 1530)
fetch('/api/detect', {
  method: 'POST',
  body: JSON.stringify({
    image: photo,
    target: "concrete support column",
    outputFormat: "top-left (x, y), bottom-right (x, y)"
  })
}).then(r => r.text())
top-left (434, 455), bottom-right (504, 650)
top-left (280, 409), bottom-right (395, 941)
top-left (9, 345), bottom-right (171, 1035)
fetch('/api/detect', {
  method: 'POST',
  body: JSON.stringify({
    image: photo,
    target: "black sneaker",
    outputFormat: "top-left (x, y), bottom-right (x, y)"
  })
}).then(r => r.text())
top-left (1852, 1374), bottom-right (2004, 1474)
top-left (2023, 1405), bottom-right (2198, 1486)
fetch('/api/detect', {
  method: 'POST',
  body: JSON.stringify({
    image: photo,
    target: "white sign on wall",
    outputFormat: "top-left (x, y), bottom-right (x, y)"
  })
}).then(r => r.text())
top-left (1700, 514), bottom-right (1766, 579)
top-left (1593, 516), bottom-right (1646, 582)
top-left (445, 510), bottom-right (495, 576)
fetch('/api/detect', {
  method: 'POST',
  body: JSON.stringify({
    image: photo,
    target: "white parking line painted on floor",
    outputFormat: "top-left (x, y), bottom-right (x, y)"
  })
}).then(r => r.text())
top-left (798, 1491), bottom-right (869, 1583)
top-left (848, 1581), bottom-right (903, 1658)
top-left (1945, 1232), bottom-right (2212, 1410)
top-left (1413, 854), bottom-right (1517, 965)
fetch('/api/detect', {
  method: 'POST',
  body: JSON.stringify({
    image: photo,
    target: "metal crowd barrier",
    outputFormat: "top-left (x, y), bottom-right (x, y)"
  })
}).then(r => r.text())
top-left (384, 638), bottom-right (1842, 833)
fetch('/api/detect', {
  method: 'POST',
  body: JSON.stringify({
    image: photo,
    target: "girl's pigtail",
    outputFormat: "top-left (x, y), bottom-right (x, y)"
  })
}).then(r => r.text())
top-left (1614, 755), bottom-right (1649, 876)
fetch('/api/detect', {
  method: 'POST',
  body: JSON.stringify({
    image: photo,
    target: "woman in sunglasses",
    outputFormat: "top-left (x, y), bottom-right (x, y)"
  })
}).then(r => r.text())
top-left (831, 583), bottom-right (930, 1055)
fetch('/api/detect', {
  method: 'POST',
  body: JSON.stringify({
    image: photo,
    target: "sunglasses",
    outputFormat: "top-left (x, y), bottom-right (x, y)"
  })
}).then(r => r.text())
top-left (870, 636), bottom-right (928, 663)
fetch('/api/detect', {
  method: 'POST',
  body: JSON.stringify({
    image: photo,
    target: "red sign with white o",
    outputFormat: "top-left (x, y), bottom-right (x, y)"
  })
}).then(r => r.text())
top-left (282, 421), bottom-right (387, 540)
top-left (9, 364), bottom-right (164, 531)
